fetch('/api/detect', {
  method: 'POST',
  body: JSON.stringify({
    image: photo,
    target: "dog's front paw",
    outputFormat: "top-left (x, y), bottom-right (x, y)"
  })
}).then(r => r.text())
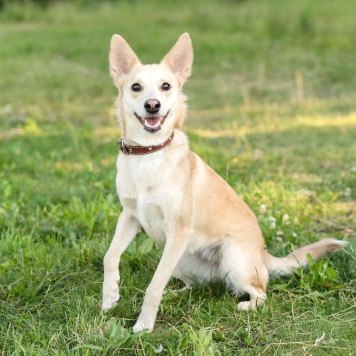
top-left (102, 294), bottom-right (120, 311)
top-left (133, 318), bottom-right (154, 333)
top-left (102, 280), bottom-right (120, 311)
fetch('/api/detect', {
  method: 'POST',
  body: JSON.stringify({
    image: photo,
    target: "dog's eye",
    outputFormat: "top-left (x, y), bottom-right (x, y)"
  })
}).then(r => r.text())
top-left (161, 83), bottom-right (171, 91)
top-left (131, 83), bottom-right (142, 92)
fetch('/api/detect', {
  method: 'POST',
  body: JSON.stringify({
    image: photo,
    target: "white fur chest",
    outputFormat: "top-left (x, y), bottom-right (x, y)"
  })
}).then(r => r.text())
top-left (115, 140), bottom-right (187, 245)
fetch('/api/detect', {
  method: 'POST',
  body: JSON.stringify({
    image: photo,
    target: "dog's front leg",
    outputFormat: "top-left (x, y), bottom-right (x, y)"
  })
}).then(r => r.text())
top-left (133, 228), bottom-right (190, 332)
top-left (102, 209), bottom-right (140, 311)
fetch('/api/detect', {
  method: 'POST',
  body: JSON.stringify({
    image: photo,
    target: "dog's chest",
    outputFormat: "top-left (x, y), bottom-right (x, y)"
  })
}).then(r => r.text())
top-left (116, 154), bottom-right (180, 245)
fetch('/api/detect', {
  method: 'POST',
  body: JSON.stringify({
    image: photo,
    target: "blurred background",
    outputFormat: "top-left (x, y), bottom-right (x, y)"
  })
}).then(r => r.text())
top-left (1, 0), bottom-right (356, 112)
top-left (0, 0), bottom-right (355, 353)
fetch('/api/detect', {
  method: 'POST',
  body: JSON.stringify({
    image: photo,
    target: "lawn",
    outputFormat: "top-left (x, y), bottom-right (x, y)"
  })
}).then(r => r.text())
top-left (0, 0), bottom-right (355, 354)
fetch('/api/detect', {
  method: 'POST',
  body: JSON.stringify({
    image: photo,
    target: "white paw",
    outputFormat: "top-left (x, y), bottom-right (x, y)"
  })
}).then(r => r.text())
top-left (102, 293), bottom-right (120, 311)
top-left (133, 319), bottom-right (154, 333)
top-left (237, 301), bottom-right (256, 311)
top-left (102, 280), bottom-right (120, 311)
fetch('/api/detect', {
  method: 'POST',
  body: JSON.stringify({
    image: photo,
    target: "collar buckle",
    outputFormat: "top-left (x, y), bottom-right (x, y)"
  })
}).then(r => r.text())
top-left (118, 137), bottom-right (129, 155)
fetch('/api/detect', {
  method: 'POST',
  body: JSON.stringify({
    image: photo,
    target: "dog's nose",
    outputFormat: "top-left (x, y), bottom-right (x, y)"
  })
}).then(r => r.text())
top-left (144, 99), bottom-right (161, 114)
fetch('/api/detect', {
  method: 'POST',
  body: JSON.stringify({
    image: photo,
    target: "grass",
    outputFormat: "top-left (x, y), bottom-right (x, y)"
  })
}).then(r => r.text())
top-left (0, 0), bottom-right (355, 354)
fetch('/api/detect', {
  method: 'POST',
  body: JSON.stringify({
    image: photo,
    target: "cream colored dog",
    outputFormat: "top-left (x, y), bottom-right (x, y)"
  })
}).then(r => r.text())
top-left (102, 33), bottom-right (347, 332)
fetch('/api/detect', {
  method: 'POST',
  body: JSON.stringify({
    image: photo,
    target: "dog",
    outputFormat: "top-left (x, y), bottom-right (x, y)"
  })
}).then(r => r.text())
top-left (101, 33), bottom-right (347, 332)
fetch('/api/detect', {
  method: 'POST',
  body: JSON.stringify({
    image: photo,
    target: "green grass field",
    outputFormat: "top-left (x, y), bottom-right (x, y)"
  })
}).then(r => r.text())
top-left (0, 0), bottom-right (355, 354)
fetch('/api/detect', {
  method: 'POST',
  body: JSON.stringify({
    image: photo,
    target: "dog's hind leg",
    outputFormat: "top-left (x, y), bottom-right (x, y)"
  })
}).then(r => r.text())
top-left (164, 251), bottom-right (221, 296)
top-left (220, 238), bottom-right (268, 310)
top-left (164, 253), bottom-right (212, 295)
top-left (102, 209), bottom-right (140, 311)
top-left (163, 265), bottom-right (192, 295)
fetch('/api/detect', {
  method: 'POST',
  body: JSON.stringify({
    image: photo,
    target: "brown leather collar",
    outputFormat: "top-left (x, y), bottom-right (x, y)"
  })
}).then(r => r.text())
top-left (118, 131), bottom-right (174, 155)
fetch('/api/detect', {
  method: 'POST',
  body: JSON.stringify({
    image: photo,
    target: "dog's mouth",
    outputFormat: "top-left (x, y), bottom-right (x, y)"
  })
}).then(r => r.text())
top-left (134, 111), bottom-right (170, 133)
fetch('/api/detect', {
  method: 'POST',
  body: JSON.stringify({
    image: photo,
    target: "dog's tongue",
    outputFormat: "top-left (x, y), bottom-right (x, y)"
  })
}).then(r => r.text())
top-left (145, 117), bottom-right (161, 128)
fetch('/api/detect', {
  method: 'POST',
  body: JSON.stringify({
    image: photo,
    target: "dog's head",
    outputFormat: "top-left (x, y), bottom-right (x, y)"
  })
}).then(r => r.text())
top-left (109, 33), bottom-right (193, 144)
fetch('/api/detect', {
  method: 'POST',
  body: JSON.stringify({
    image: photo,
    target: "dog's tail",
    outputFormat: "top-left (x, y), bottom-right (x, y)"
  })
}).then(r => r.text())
top-left (263, 238), bottom-right (347, 277)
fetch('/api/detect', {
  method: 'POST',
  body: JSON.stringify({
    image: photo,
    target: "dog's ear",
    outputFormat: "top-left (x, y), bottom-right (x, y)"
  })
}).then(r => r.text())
top-left (109, 35), bottom-right (140, 83)
top-left (162, 33), bottom-right (193, 83)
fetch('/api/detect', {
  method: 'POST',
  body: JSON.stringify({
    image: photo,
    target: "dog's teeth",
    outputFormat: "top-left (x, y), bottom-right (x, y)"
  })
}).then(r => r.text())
top-left (144, 119), bottom-right (160, 128)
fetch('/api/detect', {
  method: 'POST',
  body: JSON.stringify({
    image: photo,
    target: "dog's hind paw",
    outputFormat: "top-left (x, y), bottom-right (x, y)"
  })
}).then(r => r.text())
top-left (163, 285), bottom-right (192, 296)
top-left (237, 301), bottom-right (257, 311)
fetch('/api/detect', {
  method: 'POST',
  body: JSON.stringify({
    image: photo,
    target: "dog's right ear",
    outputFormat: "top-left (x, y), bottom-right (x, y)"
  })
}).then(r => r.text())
top-left (109, 35), bottom-right (140, 83)
top-left (162, 33), bottom-right (193, 84)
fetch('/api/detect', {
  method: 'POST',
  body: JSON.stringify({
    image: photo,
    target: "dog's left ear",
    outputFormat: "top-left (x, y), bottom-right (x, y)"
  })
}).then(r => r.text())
top-left (109, 34), bottom-right (140, 84)
top-left (162, 33), bottom-right (193, 83)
